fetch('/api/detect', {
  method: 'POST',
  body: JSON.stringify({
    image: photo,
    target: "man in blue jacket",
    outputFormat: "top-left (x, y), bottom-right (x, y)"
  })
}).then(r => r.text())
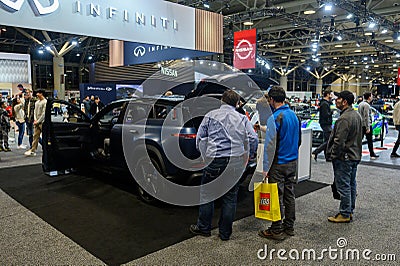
top-left (258, 86), bottom-right (301, 240)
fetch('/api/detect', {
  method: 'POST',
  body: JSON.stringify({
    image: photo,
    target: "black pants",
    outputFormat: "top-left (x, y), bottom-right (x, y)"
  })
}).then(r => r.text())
top-left (362, 126), bottom-right (374, 156)
top-left (392, 125), bottom-right (400, 155)
top-left (313, 125), bottom-right (332, 158)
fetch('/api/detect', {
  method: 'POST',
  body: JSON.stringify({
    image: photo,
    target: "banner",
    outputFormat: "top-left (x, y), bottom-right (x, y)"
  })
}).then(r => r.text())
top-left (124, 42), bottom-right (214, 65)
top-left (233, 29), bottom-right (257, 69)
top-left (397, 68), bottom-right (400, 86)
top-left (79, 83), bottom-right (116, 105)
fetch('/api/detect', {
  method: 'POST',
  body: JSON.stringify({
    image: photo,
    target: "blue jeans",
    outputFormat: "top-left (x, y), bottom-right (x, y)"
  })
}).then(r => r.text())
top-left (197, 156), bottom-right (246, 240)
top-left (332, 159), bottom-right (359, 217)
top-left (15, 121), bottom-right (25, 146)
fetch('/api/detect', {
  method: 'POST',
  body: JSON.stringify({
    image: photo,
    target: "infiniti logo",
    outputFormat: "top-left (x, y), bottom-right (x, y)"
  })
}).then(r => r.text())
top-left (133, 46), bottom-right (146, 57)
top-left (0, 0), bottom-right (59, 15)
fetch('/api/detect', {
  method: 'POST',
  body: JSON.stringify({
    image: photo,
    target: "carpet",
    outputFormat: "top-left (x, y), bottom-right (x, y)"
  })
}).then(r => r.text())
top-left (0, 165), bottom-right (328, 265)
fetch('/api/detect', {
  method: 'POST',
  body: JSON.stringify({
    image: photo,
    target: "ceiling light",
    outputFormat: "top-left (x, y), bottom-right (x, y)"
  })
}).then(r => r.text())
top-left (301, 59), bottom-right (306, 62)
top-left (345, 66), bottom-right (350, 69)
top-left (346, 14), bottom-right (353, 19)
top-left (267, 44), bottom-right (276, 47)
top-left (356, 42), bottom-right (361, 47)
top-left (363, 57), bottom-right (368, 61)
top-left (368, 22), bottom-right (376, 29)
top-left (38, 50), bottom-right (44, 55)
top-left (88, 55), bottom-right (93, 60)
top-left (71, 40), bottom-right (78, 45)
top-left (365, 65), bottom-right (369, 69)
top-left (374, 65), bottom-right (379, 68)
top-left (364, 32), bottom-right (373, 36)
top-left (306, 66), bottom-right (311, 71)
top-left (335, 44), bottom-right (343, 48)
top-left (353, 61), bottom-right (357, 64)
top-left (337, 35), bottom-right (343, 41)
top-left (281, 56), bottom-right (288, 59)
top-left (76, 53), bottom-right (80, 57)
top-left (385, 39), bottom-right (394, 43)
top-left (381, 29), bottom-right (388, 34)
top-left (304, 10), bottom-right (316, 15)
top-left (243, 21), bottom-right (253, 26)
top-left (325, 4), bottom-right (333, 11)
top-left (1, 27), bottom-right (6, 32)
top-left (293, 49), bottom-right (301, 53)
top-left (333, 57), bottom-right (338, 60)
top-left (355, 49), bottom-right (362, 52)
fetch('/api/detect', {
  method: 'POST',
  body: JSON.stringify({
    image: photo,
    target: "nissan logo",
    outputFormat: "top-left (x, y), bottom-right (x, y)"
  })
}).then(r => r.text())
top-left (0, 0), bottom-right (59, 15)
top-left (133, 46), bottom-right (146, 57)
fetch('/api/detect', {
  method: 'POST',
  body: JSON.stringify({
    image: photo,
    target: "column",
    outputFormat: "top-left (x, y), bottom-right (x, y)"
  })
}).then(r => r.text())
top-left (53, 56), bottom-right (65, 99)
top-left (316, 79), bottom-right (323, 95)
top-left (280, 75), bottom-right (288, 91)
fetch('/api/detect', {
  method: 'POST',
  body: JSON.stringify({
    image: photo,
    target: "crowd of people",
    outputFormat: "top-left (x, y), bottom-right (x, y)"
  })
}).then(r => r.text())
top-left (0, 85), bottom-right (106, 156)
top-left (0, 84), bottom-right (46, 155)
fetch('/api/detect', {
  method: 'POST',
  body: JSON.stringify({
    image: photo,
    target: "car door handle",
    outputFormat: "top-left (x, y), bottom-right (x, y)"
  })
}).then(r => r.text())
top-left (129, 129), bottom-right (138, 134)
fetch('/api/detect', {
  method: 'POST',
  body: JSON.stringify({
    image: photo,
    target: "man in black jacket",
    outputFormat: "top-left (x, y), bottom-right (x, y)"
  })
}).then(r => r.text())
top-left (312, 90), bottom-right (333, 161)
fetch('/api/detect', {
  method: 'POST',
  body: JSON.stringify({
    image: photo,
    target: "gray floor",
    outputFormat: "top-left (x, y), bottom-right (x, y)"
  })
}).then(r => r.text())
top-left (1, 128), bottom-right (399, 265)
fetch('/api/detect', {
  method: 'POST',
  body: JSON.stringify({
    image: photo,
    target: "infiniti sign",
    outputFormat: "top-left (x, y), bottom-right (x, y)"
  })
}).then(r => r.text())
top-left (0, 0), bottom-right (59, 15)
top-left (133, 46), bottom-right (146, 57)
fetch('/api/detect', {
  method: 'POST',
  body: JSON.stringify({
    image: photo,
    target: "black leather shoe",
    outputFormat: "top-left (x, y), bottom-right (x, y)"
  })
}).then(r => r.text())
top-left (390, 153), bottom-right (400, 158)
top-left (189, 224), bottom-right (211, 237)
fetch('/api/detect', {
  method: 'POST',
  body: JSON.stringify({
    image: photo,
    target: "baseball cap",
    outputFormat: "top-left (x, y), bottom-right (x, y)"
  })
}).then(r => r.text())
top-left (334, 90), bottom-right (355, 105)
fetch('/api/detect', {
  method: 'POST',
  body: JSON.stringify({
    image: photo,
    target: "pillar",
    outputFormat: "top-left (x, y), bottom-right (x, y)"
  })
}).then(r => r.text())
top-left (53, 56), bottom-right (65, 99)
top-left (280, 75), bottom-right (288, 91)
top-left (316, 78), bottom-right (323, 95)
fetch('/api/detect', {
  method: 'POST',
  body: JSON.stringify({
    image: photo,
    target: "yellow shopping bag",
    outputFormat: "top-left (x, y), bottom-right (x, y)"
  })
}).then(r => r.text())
top-left (254, 182), bottom-right (281, 221)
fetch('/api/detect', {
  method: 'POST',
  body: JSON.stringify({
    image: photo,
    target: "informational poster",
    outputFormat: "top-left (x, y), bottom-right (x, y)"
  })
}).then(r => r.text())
top-left (233, 29), bottom-right (257, 69)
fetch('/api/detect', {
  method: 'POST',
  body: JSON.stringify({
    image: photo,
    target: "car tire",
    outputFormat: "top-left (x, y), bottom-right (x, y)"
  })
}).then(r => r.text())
top-left (135, 156), bottom-right (166, 204)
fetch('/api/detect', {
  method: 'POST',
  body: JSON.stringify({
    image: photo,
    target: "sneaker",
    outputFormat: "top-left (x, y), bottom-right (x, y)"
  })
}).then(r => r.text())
top-left (328, 213), bottom-right (351, 223)
top-left (283, 227), bottom-right (295, 236)
top-left (312, 152), bottom-right (317, 162)
top-left (4, 148), bottom-right (11, 152)
top-left (218, 234), bottom-right (229, 241)
top-left (24, 150), bottom-right (36, 156)
top-left (17, 144), bottom-right (27, 149)
top-left (390, 153), bottom-right (400, 158)
top-left (189, 224), bottom-right (211, 237)
top-left (370, 154), bottom-right (380, 159)
top-left (258, 229), bottom-right (285, 240)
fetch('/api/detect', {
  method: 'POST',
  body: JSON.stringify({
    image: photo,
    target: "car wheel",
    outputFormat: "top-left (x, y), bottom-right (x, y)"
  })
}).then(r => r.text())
top-left (135, 156), bottom-right (165, 204)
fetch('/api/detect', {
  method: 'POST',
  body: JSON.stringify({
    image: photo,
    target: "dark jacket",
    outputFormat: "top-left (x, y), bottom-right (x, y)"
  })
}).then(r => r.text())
top-left (0, 108), bottom-right (10, 130)
top-left (90, 102), bottom-right (105, 116)
top-left (319, 99), bottom-right (333, 127)
top-left (326, 107), bottom-right (362, 161)
top-left (24, 98), bottom-right (36, 123)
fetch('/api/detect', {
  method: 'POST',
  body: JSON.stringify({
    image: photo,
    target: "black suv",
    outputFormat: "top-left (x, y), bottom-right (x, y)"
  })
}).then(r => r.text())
top-left (42, 95), bottom-right (256, 202)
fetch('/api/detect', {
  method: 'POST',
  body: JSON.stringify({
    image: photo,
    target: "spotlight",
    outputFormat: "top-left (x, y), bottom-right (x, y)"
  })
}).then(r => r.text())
top-left (45, 46), bottom-right (51, 51)
top-left (346, 14), bottom-right (353, 19)
top-left (337, 35), bottom-right (343, 41)
top-left (88, 55), bottom-right (93, 60)
top-left (325, 4), bottom-right (333, 11)
top-left (368, 22), bottom-right (376, 29)
top-left (306, 66), bottom-right (311, 71)
top-left (71, 39), bottom-right (78, 45)
top-left (356, 42), bottom-right (361, 47)
top-left (381, 28), bottom-right (388, 34)
top-left (203, 1), bottom-right (210, 8)
top-left (38, 49), bottom-right (44, 55)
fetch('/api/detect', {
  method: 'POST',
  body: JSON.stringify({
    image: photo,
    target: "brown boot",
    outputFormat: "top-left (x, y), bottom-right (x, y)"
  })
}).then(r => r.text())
top-left (328, 213), bottom-right (351, 223)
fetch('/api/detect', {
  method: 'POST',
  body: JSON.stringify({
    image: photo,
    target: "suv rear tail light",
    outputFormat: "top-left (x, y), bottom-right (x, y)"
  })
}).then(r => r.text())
top-left (172, 133), bottom-right (197, 139)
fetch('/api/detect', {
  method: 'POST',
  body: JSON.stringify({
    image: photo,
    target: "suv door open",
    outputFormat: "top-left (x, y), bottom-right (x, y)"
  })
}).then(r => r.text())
top-left (42, 99), bottom-right (91, 174)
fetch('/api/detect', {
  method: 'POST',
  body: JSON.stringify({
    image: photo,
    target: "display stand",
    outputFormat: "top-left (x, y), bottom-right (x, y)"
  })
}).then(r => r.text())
top-left (255, 128), bottom-right (312, 183)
